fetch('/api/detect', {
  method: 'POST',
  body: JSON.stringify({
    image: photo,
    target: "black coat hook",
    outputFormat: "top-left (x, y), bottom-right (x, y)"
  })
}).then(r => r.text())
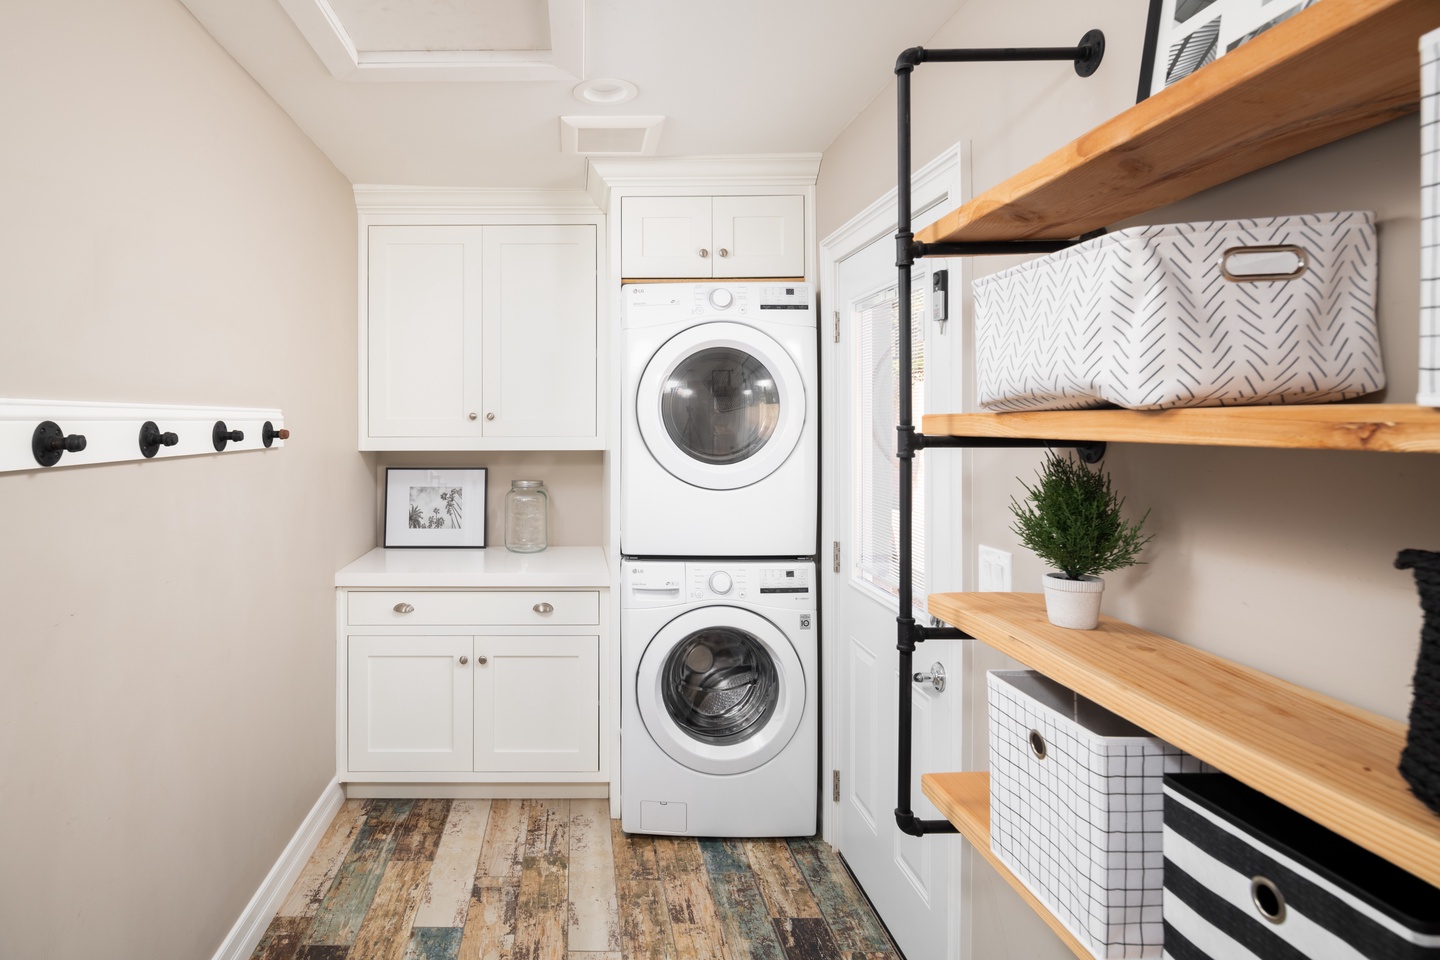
top-left (139, 421), bottom-right (179, 459)
top-left (212, 421), bottom-right (244, 452)
top-left (262, 421), bottom-right (290, 448)
top-left (32, 421), bottom-right (87, 467)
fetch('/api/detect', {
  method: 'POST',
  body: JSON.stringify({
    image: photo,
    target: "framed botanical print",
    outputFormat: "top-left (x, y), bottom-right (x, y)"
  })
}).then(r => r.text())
top-left (383, 467), bottom-right (486, 548)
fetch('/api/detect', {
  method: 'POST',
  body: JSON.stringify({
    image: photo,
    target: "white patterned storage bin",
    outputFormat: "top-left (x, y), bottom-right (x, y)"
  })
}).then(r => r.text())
top-left (974, 211), bottom-right (1381, 411)
top-left (1421, 27), bottom-right (1440, 406)
top-left (988, 670), bottom-right (1210, 959)
top-left (1164, 773), bottom-right (1440, 959)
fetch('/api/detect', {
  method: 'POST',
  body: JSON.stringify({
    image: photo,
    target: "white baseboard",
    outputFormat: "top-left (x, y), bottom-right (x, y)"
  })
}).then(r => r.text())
top-left (210, 777), bottom-right (345, 960)
top-left (344, 781), bottom-right (609, 799)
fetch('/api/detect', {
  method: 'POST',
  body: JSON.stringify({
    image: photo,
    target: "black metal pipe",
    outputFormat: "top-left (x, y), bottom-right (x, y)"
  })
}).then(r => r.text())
top-left (890, 33), bottom-right (1104, 840)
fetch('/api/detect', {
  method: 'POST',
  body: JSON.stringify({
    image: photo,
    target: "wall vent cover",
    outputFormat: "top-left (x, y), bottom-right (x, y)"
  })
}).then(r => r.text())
top-left (559, 116), bottom-right (664, 155)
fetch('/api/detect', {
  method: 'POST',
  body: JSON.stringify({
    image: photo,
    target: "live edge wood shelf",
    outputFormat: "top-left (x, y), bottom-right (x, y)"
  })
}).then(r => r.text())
top-left (914, 0), bottom-right (1440, 244)
top-left (921, 404), bottom-right (1440, 454)
top-left (925, 592), bottom-right (1440, 888)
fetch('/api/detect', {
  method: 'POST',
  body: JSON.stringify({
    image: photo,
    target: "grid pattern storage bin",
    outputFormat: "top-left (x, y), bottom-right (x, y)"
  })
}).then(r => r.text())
top-left (1163, 773), bottom-right (1440, 960)
top-left (988, 670), bottom-right (1210, 959)
top-left (973, 211), bottom-right (1381, 412)
top-left (1422, 27), bottom-right (1440, 407)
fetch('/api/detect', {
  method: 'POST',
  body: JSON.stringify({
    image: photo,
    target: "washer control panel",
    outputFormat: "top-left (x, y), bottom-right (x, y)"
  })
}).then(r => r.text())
top-left (686, 562), bottom-right (814, 605)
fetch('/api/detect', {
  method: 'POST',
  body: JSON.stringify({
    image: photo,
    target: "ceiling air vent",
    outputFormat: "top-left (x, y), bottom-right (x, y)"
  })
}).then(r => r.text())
top-left (559, 116), bottom-right (665, 156)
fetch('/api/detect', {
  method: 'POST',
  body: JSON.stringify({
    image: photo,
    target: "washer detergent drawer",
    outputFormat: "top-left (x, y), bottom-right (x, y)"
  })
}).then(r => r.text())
top-left (348, 590), bottom-right (600, 626)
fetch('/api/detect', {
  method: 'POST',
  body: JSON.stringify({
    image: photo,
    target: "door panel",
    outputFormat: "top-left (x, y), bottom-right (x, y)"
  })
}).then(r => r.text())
top-left (621, 196), bottom-right (713, 278)
top-left (713, 195), bottom-right (805, 278)
top-left (348, 634), bottom-right (473, 772)
top-left (475, 635), bottom-right (599, 772)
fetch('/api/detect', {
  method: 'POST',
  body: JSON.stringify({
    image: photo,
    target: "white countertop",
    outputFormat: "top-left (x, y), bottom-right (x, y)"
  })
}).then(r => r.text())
top-left (335, 546), bottom-right (610, 589)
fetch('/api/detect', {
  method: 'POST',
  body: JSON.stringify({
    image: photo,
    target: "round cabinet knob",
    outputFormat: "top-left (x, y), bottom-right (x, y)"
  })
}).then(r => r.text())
top-left (394, 602), bottom-right (414, 614)
top-left (469, 412), bottom-right (478, 421)
top-left (698, 248), bottom-right (709, 258)
top-left (533, 602), bottom-right (554, 614)
top-left (709, 288), bottom-right (734, 310)
top-left (486, 413), bottom-right (495, 421)
top-left (477, 655), bottom-right (488, 665)
top-left (459, 656), bottom-right (469, 665)
top-left (709, 571), bottom-right (733, 595)
top-left (718, 248), bottom-right (730, 258)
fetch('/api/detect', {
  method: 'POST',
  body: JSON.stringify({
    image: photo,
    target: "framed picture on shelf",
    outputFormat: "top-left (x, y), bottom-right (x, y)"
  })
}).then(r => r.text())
top-left (1138, 0), bottom-right (1320, 102)
top-left (384, 467), bottom-right (486, 548)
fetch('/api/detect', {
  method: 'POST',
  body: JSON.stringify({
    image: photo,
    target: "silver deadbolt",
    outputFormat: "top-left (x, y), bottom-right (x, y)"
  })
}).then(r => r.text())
top-left (459, 656), bottom-right (468, 665)
top-left (912, 662), bottom-right (946, 692)
top-left (533, 602), bottom-right (554, 614)
top-left (394, 602), bottom-right (414, 614)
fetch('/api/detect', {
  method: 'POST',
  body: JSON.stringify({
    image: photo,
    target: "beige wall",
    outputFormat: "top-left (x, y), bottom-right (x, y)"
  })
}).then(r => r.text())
top-left (0, 2), bottom-right (373, 958)
top-left (818, 3), bottom-right (1440, 958)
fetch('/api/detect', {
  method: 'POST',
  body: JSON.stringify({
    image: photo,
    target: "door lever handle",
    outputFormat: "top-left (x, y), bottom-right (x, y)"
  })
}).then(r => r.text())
top-left (913, 662), bottom-right (946, 693)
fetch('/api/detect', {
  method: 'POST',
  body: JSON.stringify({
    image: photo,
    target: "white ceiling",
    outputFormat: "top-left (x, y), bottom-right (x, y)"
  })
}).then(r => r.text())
top-left (177, 0), bottom-right (969, 189)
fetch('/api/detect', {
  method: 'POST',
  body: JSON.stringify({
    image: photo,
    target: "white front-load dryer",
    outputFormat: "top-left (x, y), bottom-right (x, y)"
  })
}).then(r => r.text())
top-left (621, 560), bottom-right (817, 837)
top-left (621, 282), bottom-right (817, 557)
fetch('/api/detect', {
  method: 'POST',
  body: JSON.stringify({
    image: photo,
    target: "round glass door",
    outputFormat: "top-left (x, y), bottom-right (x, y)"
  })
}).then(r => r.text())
top-left (637, 606), bottom-right (805, 775)
top-left (637, 322), bottom-right (805, 491)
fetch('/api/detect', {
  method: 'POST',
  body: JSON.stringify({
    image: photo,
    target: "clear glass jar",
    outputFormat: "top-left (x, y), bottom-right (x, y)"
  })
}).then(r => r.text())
top-left (504, 479), bottom-right (549, 553)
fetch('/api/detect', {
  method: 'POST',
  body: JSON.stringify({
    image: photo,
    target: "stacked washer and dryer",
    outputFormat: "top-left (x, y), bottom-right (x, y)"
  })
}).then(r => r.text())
top-left (619, 282), bottom-right (819, 837)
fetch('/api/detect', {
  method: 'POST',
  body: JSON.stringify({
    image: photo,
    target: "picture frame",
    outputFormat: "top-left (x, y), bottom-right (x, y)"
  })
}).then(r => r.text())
top-left (383, 467), bottom-right (487, 548)
top-left (1137, 0), bottom-right (1320, 102)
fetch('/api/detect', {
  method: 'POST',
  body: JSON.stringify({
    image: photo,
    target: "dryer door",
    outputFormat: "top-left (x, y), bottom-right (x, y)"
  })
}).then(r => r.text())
top-left (636, 321), bottom-right (806, 490)
top-left (636, 606), bottom-right (805, 775)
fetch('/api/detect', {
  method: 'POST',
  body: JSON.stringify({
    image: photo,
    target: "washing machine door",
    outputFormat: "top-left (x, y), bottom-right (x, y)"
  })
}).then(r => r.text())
top-left (636, 606), bottom-right (805, 775)
top-left (636, 321), bottom-right (805, 490)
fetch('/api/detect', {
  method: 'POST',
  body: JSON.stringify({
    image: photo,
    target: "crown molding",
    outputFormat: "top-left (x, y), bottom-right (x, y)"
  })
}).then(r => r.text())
top-left (584, 155), bottom-right (822, 209)
top-left (354, 186), bottom-right (602, 217)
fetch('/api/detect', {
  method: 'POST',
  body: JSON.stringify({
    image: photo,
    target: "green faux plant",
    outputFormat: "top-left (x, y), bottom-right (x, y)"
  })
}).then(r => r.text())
top-left (1009, 452), bottom-right (1153, 581)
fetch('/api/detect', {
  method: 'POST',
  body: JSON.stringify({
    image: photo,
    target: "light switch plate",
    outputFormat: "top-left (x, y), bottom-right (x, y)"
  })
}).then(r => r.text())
top-left (978, 545), bottom-right (1012, 592)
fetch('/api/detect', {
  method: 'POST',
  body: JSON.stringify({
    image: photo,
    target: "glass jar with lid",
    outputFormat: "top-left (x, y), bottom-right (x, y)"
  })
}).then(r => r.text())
top-left (504, 480), bottom-right (549, 553)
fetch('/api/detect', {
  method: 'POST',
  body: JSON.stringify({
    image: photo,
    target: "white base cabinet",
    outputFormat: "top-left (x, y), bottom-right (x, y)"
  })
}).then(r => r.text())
top-left (338, 583), bottom-right (607, 785)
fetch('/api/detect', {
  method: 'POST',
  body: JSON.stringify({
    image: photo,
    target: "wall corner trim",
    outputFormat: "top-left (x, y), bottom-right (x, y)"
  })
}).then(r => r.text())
top-left (208, 777), bottom-right (345, 960)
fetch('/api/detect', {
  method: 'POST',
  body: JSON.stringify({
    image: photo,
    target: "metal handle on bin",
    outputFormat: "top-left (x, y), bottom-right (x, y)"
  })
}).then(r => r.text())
top-left (1221, 244), bottom-right (1308, 282)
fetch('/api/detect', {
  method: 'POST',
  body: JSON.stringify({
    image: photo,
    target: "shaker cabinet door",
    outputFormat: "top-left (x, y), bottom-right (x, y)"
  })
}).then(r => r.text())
top-left (473, 635), bottom-right (599, 773)
top-left (711, 195), bottom-right (805, 278)
top-left (348, 635), bottom-right (474, 772)
top-left (366, 226), bottom-right (485, 439)
top-left (620, 196), bottom-right (714, 278)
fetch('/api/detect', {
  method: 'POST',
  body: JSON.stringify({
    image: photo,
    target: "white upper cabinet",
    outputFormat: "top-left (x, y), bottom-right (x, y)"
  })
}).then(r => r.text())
top-left (621, 195), bottom-right (804, 279)
top-left (362, 220), bottom-right (600, 450)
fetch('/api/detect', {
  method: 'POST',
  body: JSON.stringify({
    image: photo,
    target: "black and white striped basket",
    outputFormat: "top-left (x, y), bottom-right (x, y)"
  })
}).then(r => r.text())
top-left (1163, 773), bottom-right (1440, 959)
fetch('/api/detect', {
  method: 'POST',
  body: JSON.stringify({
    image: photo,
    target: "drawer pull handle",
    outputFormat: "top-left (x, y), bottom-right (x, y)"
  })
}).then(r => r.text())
top-left (478, 655), bottom-right (488, 665)
top-left (459, 656), bottom-right (469, 665)
top-left (1251, 876), bottom-right (1286, 924)
top-left (394, 602), bottom-right (414, 614)
top-left (533, 602), bottom-right (554, 615)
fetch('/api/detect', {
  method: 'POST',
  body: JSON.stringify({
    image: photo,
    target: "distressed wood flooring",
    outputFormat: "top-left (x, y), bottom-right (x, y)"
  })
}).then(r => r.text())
top-left (250, 798), bottom-right (901, 960)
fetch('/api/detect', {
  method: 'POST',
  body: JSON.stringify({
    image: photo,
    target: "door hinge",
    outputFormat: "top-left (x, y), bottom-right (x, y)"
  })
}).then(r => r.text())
top-left (832, 769), bottom-right (841, 802)
top-left (833, 310), bottom-right (841, 344)
top-left (832, 541), bottom-right (841, 573)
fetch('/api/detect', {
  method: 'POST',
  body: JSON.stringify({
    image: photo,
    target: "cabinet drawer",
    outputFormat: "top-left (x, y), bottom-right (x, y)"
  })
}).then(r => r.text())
top-left (348, 591), bottom-right (599, 626)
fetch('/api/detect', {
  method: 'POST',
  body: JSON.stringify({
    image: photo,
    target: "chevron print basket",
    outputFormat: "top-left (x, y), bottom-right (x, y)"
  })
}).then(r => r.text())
top-left (974, 211), bottom-right (1381, 411)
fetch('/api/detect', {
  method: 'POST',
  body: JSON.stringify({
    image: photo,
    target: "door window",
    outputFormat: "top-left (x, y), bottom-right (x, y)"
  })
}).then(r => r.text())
top-left (662, 626), bottom-right (779, 745)
top-left (660, 348), bottom-right (780, 465)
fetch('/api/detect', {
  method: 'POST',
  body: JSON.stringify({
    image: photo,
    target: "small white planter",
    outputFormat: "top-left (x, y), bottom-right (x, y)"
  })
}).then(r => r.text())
top-left (1042, 574), bottom-right (1104, 629)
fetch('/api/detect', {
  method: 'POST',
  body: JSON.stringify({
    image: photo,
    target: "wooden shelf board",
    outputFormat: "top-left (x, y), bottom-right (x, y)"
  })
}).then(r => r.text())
top-left (927, 592), bottom-right (1440, 886)
top-left (921, 404), bottom-right (1440, 454)
top-left (921, 772), bottom-right (1091, 960)
top-left (915, 0), bottom-right (1440, 244)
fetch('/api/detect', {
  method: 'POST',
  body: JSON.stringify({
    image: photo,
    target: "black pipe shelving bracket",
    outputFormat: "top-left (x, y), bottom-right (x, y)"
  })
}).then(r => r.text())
top-left (889, 31), bottom-right (1106, 839)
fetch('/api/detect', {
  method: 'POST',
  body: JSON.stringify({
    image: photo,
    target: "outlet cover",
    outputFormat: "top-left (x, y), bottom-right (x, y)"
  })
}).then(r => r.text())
top-left (978, 546), bottom-right (1012, 592)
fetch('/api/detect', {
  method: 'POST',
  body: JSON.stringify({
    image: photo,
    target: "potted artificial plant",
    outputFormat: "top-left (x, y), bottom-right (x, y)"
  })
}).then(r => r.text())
top-left (1009, 452), bottom-right (1153, 629)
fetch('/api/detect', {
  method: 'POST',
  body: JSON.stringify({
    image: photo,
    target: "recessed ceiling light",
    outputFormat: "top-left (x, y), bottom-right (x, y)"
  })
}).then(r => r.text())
top-left (573, 78), bottom-right (638, 105)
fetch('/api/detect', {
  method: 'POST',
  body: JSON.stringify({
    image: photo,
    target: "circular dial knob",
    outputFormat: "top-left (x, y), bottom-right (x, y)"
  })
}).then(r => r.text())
top-left (709, 287), bottom-right (734, 310)
top-left (708, 571), bottom-right (733, 595)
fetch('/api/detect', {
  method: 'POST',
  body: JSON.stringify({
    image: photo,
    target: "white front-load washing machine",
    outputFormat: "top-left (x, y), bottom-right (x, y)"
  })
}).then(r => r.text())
top-left (621, 559), bottom-right (817, 837)
top-left (621, 282), bottom-right (817, 558)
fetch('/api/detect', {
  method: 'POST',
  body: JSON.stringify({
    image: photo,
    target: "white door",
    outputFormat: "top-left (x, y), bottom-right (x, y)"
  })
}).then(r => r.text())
top-left (475, 635), bottom-right (599, 772)
top-left (367, 226), bottom-right (485, 438)
top-left (712, 195), bottom-right (805, 278)
top-left (635, 322), bottom-right (807, 491)
top-left (621, 196), bottom-right (714, 278)
top-left (348, 635), bottom-right (474, 772)
top-left (480, 224), bottom-right (598, 438)
top-left (826, 152), bottom-right (969, 960)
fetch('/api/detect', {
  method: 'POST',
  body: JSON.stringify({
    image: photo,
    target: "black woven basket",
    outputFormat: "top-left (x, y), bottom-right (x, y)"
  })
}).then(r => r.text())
top-left (1397, 549), bottom-right (1440, 816)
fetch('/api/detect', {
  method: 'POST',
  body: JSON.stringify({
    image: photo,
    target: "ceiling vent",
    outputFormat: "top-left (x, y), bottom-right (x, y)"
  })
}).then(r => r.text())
top-left (560, 116), bottom-right (665, 156)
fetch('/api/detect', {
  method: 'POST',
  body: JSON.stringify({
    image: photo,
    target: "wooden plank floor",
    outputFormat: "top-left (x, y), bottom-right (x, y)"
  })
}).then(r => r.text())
top-left (251, 799), bottom-right (902, 960)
